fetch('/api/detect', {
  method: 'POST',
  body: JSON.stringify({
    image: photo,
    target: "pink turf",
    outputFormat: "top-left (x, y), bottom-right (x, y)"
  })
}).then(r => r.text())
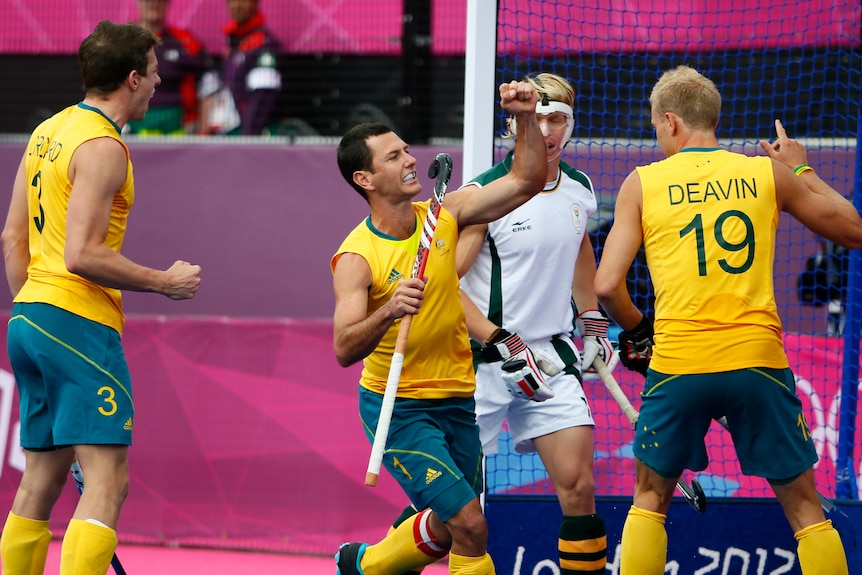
top-left (43, 540), bottom-right (450, 574)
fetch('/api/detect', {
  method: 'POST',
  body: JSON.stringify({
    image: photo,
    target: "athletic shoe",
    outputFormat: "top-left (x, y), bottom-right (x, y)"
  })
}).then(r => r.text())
top-left (335, 542), bottom-right (368, 575)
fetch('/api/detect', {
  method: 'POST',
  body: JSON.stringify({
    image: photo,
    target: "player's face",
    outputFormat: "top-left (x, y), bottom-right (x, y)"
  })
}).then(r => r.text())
top-left (131, 49), bottom-right (161, 121)
top-left (538, 111), bottom-right (570, 167)
top-left (366, 132), bottom-right (421, 200)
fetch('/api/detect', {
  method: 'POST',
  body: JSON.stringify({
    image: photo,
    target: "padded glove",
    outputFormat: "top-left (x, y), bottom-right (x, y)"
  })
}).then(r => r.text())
top-left (576, 310), bottom-right (615, 380)
top-left (618, 315), bottom-right (654, 376)
top-left (482, 328), bottom-right (559, 401)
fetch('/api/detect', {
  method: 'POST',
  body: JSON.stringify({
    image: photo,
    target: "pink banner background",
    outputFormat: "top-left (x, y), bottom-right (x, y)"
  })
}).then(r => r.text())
top-left (0, 316), bottom-right (413, 553)
top-left (0, 0), bottom-right (857, 55)
top-left (0, 315), bottom-right (854, 553)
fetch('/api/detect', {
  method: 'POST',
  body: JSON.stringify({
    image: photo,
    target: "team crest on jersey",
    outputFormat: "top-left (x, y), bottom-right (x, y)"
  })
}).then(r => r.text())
top-left (434, 238), bottom-right (450, 258)
top-left (570, 204), bottom-right (584, 233)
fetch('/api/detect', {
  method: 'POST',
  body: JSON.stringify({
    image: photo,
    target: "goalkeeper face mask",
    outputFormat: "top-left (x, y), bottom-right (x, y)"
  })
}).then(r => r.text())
top-left (509, 99), bottom-right (575, 146)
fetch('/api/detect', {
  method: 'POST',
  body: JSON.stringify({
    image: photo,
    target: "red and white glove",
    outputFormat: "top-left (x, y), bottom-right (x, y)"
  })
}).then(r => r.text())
top-left (576, 310), bottom-right (616, 380)
top-left (481, 329), bottom-right (559, 402)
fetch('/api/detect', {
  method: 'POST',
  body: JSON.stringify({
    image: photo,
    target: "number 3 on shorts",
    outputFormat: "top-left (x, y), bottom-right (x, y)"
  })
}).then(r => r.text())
top-left (98, 386), bottom-right (118, 416)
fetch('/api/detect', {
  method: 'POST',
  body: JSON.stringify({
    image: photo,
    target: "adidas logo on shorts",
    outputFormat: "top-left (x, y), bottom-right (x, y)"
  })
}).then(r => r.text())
top-left (425, 467), bottom-right (442, 484)
top-left (123, 417), bottom-right (133, 431)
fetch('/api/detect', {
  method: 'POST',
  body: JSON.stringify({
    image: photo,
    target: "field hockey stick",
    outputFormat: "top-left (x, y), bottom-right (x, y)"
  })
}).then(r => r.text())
top-left (70, 461), bottom-right (128, 575)
top-left (592, 356), bottom-right (708, 513)
top-left (365, 152), bottom-right (453, 487)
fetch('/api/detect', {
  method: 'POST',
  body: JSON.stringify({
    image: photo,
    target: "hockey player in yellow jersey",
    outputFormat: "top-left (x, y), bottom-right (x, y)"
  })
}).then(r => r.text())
top-left (0, 20), bottom-right (201, 575)
top-left (594, 65), bottom-right (862, 575)
top-left (331, 79), bottom-right (546, 575)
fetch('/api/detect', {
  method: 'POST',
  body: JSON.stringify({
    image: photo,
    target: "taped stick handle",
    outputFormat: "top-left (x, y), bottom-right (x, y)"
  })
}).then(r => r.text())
top-left (593, 356), bottom-right (639, 427)
top-left (365, 314), bottom-right (412, 486)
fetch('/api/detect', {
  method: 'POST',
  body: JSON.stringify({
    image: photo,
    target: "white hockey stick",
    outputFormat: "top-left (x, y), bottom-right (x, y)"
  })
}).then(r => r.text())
top-left (592, 356), bottom-right (707, 513)
top-left (593, 355), bottom-right (639, 426)
top-left (365, 153), bottom-right (452, 487)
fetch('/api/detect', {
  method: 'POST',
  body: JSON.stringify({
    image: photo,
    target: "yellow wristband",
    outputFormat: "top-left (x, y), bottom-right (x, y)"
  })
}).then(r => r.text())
top-left (793, 164), bottom-right (814, 176)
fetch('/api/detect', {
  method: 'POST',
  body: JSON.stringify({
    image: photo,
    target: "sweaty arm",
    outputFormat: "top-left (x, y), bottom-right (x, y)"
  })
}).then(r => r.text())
top-left (594, 170), bottom-right (646, 331)
top-left (332, 252), bottom-right (425, 367)
top-left (65, 137), bottom-right (201, 299)
top-left (1, 154), bottom-right (32, 297)
top-left (445, 81), bottom-right (547, 227)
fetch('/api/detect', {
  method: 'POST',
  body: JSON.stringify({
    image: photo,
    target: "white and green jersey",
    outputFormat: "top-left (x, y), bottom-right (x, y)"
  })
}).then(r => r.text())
top-left (460, 153), bottom-right (597, 342)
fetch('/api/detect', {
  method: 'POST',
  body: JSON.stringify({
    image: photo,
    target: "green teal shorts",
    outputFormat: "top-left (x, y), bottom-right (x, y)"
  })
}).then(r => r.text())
top-left (635, 366), bottom-right (817, 482)
top-left (359, 387), bottom-right (483, 522)
top-left (7, 303), bottom-right (134, 449)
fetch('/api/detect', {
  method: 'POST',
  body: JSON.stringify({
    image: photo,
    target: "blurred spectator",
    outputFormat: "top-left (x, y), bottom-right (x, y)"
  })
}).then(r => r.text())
top-left (126, 0), bottom-right (210, 135)
top-left (200, 0), bottom-right (282, 135)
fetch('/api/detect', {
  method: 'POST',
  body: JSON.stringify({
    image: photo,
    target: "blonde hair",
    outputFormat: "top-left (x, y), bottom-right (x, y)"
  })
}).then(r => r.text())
top-left (503, 72), bottom-right (575, 138)
top-left (649, 65), bottom-right (721, 131)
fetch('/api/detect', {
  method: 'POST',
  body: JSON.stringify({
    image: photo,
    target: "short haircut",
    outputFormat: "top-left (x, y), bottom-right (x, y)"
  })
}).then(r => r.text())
top-left (525, 72), bottom-right (575, 108)
top-left (337, 122), bottom-right (394, 200)
top-left (78, 20), bottom-right (160, 97)
top-left (649, 65), bottom-right (721, 131)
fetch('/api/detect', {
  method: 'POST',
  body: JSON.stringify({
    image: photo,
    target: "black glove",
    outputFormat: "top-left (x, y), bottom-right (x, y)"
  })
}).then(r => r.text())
top-left (618, 315), bottom-right (653, 376)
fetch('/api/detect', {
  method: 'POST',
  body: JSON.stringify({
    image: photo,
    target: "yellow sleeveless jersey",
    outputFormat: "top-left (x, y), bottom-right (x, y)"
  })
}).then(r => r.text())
top-left (331, 202), bottom-right (475, 399)
top-left (14, 103), bottom-right (133, 334)
top-left (638, 148), bottom-right (788, 373)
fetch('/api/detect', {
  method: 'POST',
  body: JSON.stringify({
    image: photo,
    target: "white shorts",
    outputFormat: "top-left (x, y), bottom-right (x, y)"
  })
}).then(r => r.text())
top-left (475, 335), bottom-right (595, 455)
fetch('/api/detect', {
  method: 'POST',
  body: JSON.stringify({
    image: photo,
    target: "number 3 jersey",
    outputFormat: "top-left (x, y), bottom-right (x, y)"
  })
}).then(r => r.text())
top-left (459, 154), bottom-right (597, 343)
top-left (15, 103), bottom-right (133, 334)
top-left (638, 148), bottom-right (788, 373)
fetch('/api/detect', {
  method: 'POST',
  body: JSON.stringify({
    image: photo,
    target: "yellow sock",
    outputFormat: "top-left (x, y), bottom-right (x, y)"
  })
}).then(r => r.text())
top-left (0, 512), bottom-right (52, 575)
top-left (449, 552), bottom-right (495, 575)
top-left (795, 519), bottom-right (848, 575)
top-left (385, 506), bottom-right (425, 574)
top-left (59, 519), bottom-right (118, 575)
top-left (559, 514), bottom-right (607, 574)
top-left (362, 509), bottom-right (448, 575)
top-left (620, 506), bottom-right (667, 575)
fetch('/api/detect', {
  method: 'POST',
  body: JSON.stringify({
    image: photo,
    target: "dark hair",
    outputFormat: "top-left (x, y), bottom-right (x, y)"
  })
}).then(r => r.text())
top-left (337, 122), bottom-right (393, 199)
top-left (78, 20), bottom-right (160, 97)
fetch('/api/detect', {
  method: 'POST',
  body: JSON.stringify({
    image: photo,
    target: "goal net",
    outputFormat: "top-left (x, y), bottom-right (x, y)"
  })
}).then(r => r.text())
top-left (474, 0), bottom-right (862, 501)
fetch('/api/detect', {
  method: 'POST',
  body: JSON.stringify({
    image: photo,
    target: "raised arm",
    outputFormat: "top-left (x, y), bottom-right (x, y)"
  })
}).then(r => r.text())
top-left (760, 119), bottom-right (862, 249)
top-left (445, 80), bottom-right (547, 227)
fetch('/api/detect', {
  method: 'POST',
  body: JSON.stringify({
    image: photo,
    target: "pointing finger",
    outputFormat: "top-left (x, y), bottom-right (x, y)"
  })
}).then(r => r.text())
top-left (774, 119), bottom-right (787, 140)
